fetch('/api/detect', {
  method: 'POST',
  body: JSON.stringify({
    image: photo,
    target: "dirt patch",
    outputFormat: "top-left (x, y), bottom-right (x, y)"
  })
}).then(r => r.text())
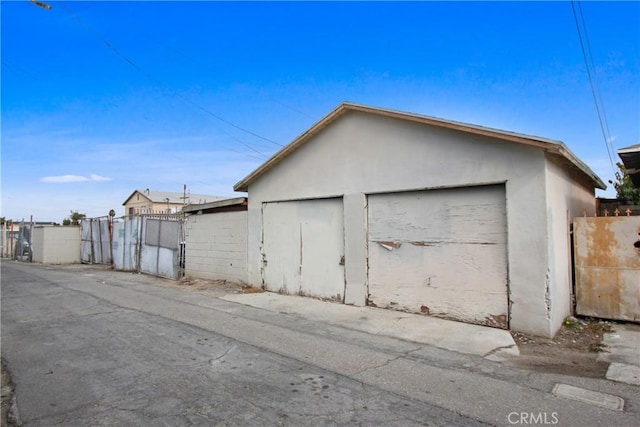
top-left (508, 317), bottom-right (614, 378)
top-left (175, 276), bottom-right (263, 298)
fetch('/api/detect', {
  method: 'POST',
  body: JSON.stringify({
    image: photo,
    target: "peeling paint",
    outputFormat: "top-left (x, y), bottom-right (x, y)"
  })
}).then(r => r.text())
top-left (484, 314), bottom-right (508, 328)
top-left (409, 240), bottom-right (497, 246)
top-left (410, 241), bottom-right (431, 247)
top-left (368, 186), bottom-right (508, 330)
top-left (544, 269), bottom-right (551, 320)
top-left (377, 241), bottom-right (401, 251)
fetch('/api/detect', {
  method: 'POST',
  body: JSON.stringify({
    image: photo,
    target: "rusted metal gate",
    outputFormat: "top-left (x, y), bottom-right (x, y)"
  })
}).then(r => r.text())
top-left (80, 217), bottom-right (112, 265)
top-left (573, 216), bottom-right (640, 322)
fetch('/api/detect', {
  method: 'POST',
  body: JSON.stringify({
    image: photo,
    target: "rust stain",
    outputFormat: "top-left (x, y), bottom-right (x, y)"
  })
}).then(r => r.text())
top-left (575, 218), bottom-right (640, 322)
top-left (583, 219), bottom-right (616, 268)
top-left (368, 300), bottom-right (378, 308)
top-left (420, 305), bottom-right (430, 314)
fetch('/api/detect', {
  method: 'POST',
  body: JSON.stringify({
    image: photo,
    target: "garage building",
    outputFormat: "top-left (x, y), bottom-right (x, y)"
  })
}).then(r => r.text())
top-left (234, 102), bottom-right (605, 337)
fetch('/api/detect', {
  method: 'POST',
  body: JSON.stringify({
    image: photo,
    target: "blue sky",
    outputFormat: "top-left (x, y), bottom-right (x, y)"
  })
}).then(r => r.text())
top-left (2, 1), bottom-right (638, 222)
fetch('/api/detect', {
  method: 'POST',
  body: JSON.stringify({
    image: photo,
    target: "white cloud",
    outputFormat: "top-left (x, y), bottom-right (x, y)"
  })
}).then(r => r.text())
top-left (40, 174), bottom-right (112, 184)
top-left (88, 174), bottom-right (112, 182)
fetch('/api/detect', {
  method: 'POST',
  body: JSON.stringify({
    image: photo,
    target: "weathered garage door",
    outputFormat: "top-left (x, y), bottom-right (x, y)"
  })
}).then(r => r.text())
top-left (368, 185), bottom-right (509, 328)
top-left (262, 198), bottom-right (345, 301)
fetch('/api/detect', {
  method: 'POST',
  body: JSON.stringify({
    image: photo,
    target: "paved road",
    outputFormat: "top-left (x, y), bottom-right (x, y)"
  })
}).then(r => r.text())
top-left (2, 262), bottom-right (639, 426)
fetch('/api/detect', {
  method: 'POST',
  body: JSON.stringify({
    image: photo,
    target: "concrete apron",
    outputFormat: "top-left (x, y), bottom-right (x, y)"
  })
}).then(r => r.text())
top-left (597, 324), bottom-right (640, 386)
top-left (221, 292), bottom-right (519, 360)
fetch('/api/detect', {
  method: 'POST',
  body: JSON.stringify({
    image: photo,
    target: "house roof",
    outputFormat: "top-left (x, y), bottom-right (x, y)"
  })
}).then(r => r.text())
top-left (122, 189), bottom-right (227, 206)
top-left (618, 144), bottom-right (640, 188)
top-left (233, 102), bottom-right (606, 192)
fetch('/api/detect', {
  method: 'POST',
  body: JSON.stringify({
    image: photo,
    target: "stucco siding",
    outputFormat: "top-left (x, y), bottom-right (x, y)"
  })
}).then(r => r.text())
top-left (544, 154), bottom-right (597, 336)
top-left (246, 110), bottom-right (554, 335)
top-left (32, 226), bottom-right (81, 264)
top-left (184, 211), bottom-right (247, 283)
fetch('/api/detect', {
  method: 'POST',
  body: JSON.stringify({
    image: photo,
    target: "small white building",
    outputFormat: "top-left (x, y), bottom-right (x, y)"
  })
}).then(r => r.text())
top-left (234, 102), bottom-right (605, 337)
top-left (32, 225), bottom-right (81, 264)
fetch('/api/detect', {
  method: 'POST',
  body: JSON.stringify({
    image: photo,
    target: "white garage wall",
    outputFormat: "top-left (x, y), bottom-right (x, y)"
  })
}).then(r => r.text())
top-left (544, 154), bottom-right (598, 335)
top-left (246, 110), bottom-right (555, 336)
top-left (184, 211), bottom-right (247, 283)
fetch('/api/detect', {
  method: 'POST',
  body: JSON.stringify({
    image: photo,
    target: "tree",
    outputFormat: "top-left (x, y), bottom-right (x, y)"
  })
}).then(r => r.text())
top-left (63, 211), bottom-right (86, 226)
top-left (609, 162), bottom-right (640, 205)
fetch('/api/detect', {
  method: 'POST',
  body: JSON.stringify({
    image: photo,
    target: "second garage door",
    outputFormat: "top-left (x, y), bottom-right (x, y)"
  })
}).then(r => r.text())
top-left (262, 198), bottom-right (345, 301)
top-left (367, 185), bottom-right (509, 328)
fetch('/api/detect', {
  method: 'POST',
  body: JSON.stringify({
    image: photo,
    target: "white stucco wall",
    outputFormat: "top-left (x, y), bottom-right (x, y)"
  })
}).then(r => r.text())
top-left (544, 154), bottom-right (597, 336)
top-left (32, 226), bottom-right (81, 264)
top-left (244, 110), bottom-right (565, 335)
top-left (184, 211), bottom-right (248, 283)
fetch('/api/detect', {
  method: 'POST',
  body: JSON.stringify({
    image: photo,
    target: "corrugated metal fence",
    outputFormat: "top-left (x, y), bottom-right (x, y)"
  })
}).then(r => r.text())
top-left (82, 214), bottom-right (185, 280)
top-left (81, 217), bottom-right (112, 264)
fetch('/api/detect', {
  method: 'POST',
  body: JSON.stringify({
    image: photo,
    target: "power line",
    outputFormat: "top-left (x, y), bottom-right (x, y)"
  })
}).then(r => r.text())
top-left (576, 1), bottom-right (616, 165)
top-left (571, 0), bottom-right (616, 174)
top-left (79, 1), bottom-right (315, 122)
top-left (58, 2), bottom-right (283, 154)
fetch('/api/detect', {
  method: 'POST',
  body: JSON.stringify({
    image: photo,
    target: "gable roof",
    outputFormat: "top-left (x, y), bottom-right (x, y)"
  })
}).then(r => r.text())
top-left (122, 189), bottom-right (227, 206)
top-left (233, 102), bottom-right (606, 192)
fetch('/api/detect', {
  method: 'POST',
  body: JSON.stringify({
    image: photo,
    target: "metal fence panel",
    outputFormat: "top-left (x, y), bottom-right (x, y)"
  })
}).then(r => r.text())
top-left (139, 216), bottom-right (183, 279)
top-left (112, 218), bottom-right (140, 272)
top-left (574, 216), bottom-right (640, 322)
top-left (80, 218), bottom-right (112, 265)
top-left (83, 214), bottom-right (183, 279)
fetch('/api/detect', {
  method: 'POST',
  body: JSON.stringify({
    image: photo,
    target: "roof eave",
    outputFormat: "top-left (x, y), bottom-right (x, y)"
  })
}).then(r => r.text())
top-left (122, 189), bottom-right (151, 206)
top-left (182, 197), bottom-right (248, 213)
top-left (552, 144), bottom-right (607, 190)
top-left (234, 103), bottom-right (350, 192)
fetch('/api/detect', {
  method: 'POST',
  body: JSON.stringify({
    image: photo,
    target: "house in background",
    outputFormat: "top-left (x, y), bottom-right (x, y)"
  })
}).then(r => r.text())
top-left (618, 144), bottom-right (640, 188)
top-left (122, 188), bottom-right (226, 216)
top-left (234, 102), bottom-right (606, 338)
